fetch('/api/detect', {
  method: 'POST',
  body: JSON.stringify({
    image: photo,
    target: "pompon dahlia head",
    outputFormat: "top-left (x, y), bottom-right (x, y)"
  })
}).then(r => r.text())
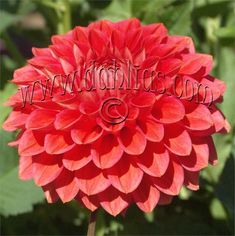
top-left (3, 18), bottom-right (230, 217)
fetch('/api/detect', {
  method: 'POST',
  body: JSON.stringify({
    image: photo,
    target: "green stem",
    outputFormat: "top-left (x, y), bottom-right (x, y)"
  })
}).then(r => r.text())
top-left (56, 0), bottom-right (71, 34)
top-left (63, 0), bottom-right (71, 33)
top-left (36, 0), bottom-right (64, 11)
top-left (38, 0), bottom-right (71, 34)
top-left (87, 210), bottom-right (97, 236)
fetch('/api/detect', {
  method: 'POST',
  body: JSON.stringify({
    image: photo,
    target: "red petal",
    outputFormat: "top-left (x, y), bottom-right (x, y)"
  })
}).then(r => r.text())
top-left (73, 43), bottom-right (87, 63)
top-left (179, 137), bottom-right (209, 171)
top-left (28, 56), bottom-right (64, 74)
top-left (28, 56), bottom-right (57, 67)
top-left (26, 109), bottom-right (57, 129)
top-left (152, 96), bottom-right (185, 123)
top-left (62, 145), bottom-right (92, 171)
top-left (96, 117), bottom-right (125, 133)
top-left (152, 160), bottom-right (184, 195)
top-left (131, 92), bottom-right (156, 108)
top-left (32, 47), bottom-right (52, 57)
top-left (52, 92), bottom-right (77, 104)
top-left (211, 109), bottom-right (226, 132)
top-left (19, 156), bottom-right (33, 180)
top-left (158, 58), bottom-right (181, 75)
top-left (8, 131), bottom-right (23, 147)
top-left (53, 169), bottom-right (79, 203)
top-left (206, 136), bottom-right (218, 165)
top-left (3, 110), bottom-right (28, 131)
top-left (32, 153), bottom-right (63, 186)
top-left (115, 18), bottom-right (141, 32)
top-left (12, 65), bottom-right (39, 84)
top-left (144, 35), bottom-right (162, 52)
top-left (135, 143), bottom-right (169, 177)
top-left (164, 125), bottom-right (192, 156)
top-left (75, 162), bottom-right (110, 195)
top-left (173, 75), bottom-right (198, 100)
top-left (71, 119), bottom-right (103, 145)
top-left (89, 29), bottom-right (107, 55)
top-left (42, 184), bottom-right (59, 203)
top-left (107, 157), bottom-right (143, 193)
top-left (222, 119), bottom-right (231, 133)
top-left (77, 192), bottom-right (99, 211)
top-left (54, 109), bottom-right (81, 130)
top-left (45, 132), bottom-right (74, 154)
top-left (212, 76), bottom-right (226, 95)
top-left (149, 44), bottom-right (175, 58)
top-left (126, 28), bottom-right (142, 52)
top-left (51, 33), bottom-right (73, 45)
top-left (133, 176), bottom-right (160, 213)
top-left (142, 23), bottom-right (167, 36)
top-left (98, 186), bottom-right (129, 216)
top-left (141, 56), bottom-right (159, 70)
top-left (19, 130), bottom-right (44, 156)
top-left (111, 29), bottom-right (124, 50)
top-left (143, 23), bottom-right (168, 37)
top-left (138, 116), bottom-right (164, 142)
top-left (91, 134), bottom-right (123, 169)
top-left (179, 54), bottom-right (212, 75)
top-left (59, 57), bottom-right (75, 75)
top-left (199, 77), bottom-right (222, 103)
top-left (118, 126), bottom-right (146, 155)
top-left (167, 36), bottom-right (195, 53)
top-left (185, 104), bottom-right (213, 131)
top-left (79, 94), bottom-right (100, 115)
top-left (50, 43), bottom-right (73, 60)
top-left (73, 26), bottom-right (88, 43)
top-left (127, 106), bottom-right (139, 120)
top-left (89, 20), bottom-right (113, 36)
top-left (184, 170), bottom-right (199, 191)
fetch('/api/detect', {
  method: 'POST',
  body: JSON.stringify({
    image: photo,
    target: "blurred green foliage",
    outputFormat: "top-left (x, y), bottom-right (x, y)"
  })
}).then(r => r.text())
top-left (0, 0), bottom-right (234, 235)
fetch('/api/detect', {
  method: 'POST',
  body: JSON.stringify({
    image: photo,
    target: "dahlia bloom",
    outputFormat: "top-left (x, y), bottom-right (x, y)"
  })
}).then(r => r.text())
top-left (3, 18), bottom-right (230, 216)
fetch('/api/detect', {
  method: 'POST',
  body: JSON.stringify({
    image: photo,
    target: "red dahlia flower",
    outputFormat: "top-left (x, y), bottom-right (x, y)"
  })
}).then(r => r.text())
top-left (3, 18), bottom-right (230, 216)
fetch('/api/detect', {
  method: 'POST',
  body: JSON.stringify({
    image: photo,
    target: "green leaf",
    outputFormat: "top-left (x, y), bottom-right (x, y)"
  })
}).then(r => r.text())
top-left (202, 38), bottom-right (234, 176)
top-left (210, 198), bottom-right (227, 220)
top-left (215, 26), bottom-right (235, 39)
top-left (218, 47), bottom-right (235, 126)
top-left (100, 0), bottom-right (132, 21)
top-left (0, 167), bottom-right (45, 217)
top-left (215, 154), bottom-right (234, 220)
top-left (0, 127), bottom-right (45, 217)
top-left (0, 83), bottom-right (16, 125)
top-left (100, 0), bottom-right (192, 35)
top-left (138, 0), bottom-right (174, 24)
top-left (0, 112), bottom-right (45, 217)
top-left (155, 1), bottom-right (193, 35)
top-left (203, 133), bottom-right (232, 183)
top-left (0, 129), bottom-right (18, 177)
top-left (96, 210), bottom-right (107, 236)
top-left (0, 10), bottom-right (21, 33)
top-left (100, 0), bottom-right (174, 24)
top-left (106, 220), bottom-right (124, 235)
top-left (192, 1), bottom-right (231, 18)
top-left (169, 1), bottom-right (193, 35)
top-left (16, 0), bottom-right (36, 15)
